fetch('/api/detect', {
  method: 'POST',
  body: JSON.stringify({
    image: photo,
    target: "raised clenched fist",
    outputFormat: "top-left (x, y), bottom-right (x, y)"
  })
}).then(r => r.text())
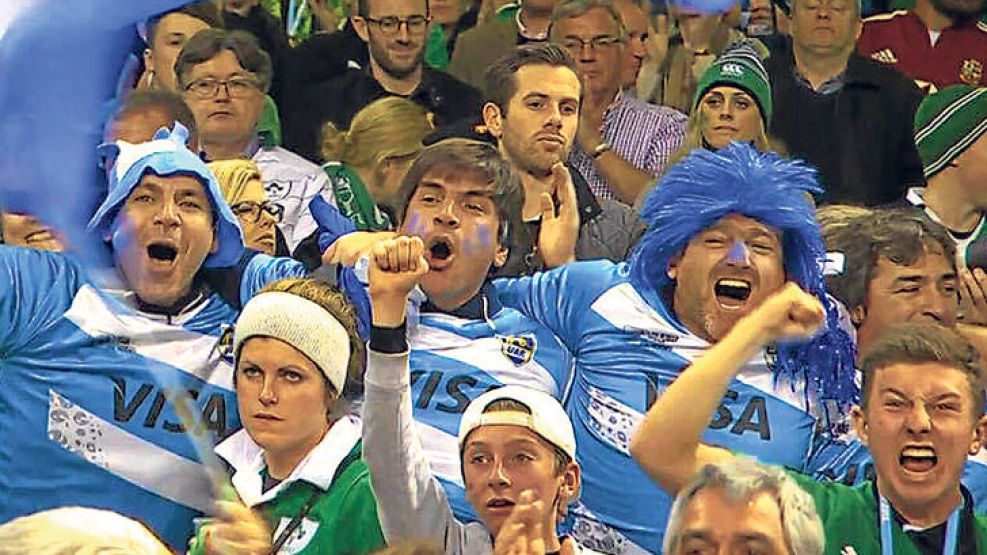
top-left (749, 282), bottom-right (826, 343)
top-left (368, 236), bottom-right (430, 327)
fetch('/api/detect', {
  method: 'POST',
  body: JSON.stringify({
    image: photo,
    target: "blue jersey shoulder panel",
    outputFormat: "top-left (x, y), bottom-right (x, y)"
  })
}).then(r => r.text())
top-left (406, 304), bottom-right (573, 524)
top-left (0, 248), bottom-right (305, 549)
top-left (498, 258), bottom-right (829, 553)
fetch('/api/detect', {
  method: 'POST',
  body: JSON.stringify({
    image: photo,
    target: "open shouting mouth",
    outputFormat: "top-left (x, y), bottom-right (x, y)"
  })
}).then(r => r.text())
top-left (146, 241), bottom-right (178, 267)
top-left (900, 445), bottom-right (937, 474)
top-left (714, 278), bottom-right (752, 309)
top-left (425, 235), bottom-right (455, 270)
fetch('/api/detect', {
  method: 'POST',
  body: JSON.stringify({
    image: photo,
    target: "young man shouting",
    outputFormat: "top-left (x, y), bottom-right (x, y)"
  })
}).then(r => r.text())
top-left (632, 285), bottom-right (987, 553)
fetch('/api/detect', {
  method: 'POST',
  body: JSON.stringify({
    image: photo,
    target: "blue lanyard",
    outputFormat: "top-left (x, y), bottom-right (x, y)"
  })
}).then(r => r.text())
top-left (879, 496), bottom-right (961, 555)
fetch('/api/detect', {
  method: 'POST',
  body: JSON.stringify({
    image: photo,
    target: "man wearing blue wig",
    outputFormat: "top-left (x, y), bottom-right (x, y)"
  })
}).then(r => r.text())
top-left (494, 142), bottom-right (857, 553)
top-left (0, 124), bottom-right (327, 550)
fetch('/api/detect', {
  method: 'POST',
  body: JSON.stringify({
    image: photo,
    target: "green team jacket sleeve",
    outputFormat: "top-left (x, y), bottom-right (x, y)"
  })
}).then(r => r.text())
top-left (787, 471), bottom-right (987, 555)
top-left (188, 444), bottom-right (385, 555)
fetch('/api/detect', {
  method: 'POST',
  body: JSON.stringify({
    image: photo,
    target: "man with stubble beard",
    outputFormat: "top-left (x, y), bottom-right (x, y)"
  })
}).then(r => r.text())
top-left (481, 44), bottom-right (643, 275)
top-left (494, 144), bottom-right (857, 553)
top-left (859, 0), bottom-right (987, 91)
top-left (284, 0), bottom-right (483, 163)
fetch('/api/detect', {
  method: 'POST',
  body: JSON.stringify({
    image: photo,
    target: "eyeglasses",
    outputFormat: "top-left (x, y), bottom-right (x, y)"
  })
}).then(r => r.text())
top-left (184, 77), bottom-right (260, 99)
top-left (561, 36), bottom-right (623, 52)
top-left (231, 201), bottom-right (283, 224)
top-left (363, 15), bottom-right (430, 35)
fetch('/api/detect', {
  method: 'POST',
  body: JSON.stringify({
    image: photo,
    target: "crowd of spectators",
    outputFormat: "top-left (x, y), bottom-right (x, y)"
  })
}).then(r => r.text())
top-left (1, 0), bottom-right (987, 553)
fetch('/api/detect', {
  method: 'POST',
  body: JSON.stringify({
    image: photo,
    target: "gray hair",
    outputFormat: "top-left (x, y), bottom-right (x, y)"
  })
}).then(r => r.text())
top-left (789, 0), bottom-right (862, 19)
top-left (550, 0), bottom-right (627, 40)
top-left (0, 507), bottom-right (172, 555)
top-left (664, 458), bottom-right (824, 555)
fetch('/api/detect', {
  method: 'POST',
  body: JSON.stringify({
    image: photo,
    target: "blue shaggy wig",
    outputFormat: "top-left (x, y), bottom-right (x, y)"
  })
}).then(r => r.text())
top-left (630, 144), bottom-right (858, 422)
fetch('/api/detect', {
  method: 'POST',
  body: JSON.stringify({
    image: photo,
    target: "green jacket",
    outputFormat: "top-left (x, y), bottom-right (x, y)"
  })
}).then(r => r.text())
top-left (789, 472), bottom-right (987, 554)
top-left (189, 417), bottom-right (384, 555)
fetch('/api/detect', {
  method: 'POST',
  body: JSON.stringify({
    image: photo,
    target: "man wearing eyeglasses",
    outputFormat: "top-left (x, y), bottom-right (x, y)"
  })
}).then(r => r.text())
top-left (177, 29), bottom-right (344, 262)
top-left (551, 0), bottom-right (686, 207)
top-left (283, 0), bottom-right (483, 163)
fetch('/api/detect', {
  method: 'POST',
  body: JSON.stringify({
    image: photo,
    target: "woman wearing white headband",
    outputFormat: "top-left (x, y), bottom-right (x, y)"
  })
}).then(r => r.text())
top-left (190, 277), bottom-right (385, 555)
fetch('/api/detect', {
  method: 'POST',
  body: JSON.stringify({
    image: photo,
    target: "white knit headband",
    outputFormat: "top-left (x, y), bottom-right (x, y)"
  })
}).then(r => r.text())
top-left (233, 292), bottom-right (351, 394)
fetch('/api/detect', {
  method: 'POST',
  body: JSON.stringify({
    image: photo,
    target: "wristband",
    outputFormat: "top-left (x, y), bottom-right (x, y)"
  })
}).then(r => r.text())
top-left (591, 142), bottom-right (612, 159)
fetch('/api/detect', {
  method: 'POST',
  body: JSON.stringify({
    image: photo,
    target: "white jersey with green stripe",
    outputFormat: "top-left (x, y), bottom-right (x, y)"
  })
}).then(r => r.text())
top-left (906, 187), bottom-right (987, 269)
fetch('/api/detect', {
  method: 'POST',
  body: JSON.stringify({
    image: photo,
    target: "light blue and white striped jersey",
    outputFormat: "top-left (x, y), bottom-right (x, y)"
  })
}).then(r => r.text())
top-left (0, 247), bottom-right (309, 550)
top-left (496, 260), bottom-right (832, 554)
top-left (406, 283), bottom-right (574, 523)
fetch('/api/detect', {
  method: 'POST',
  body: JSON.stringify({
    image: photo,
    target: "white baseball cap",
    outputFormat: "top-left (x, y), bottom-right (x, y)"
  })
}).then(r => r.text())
top-left (458, 385), bottom-right (576, 460)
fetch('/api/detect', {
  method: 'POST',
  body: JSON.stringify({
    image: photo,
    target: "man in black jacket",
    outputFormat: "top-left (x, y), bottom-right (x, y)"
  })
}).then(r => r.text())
top-left (765, 0), bottom-right (925, 206)
top-left (283, 0), bottom-right (482, 162)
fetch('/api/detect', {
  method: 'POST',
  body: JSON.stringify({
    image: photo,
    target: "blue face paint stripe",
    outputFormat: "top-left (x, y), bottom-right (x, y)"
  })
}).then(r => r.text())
top-left (405, 211), bottom-right (426, 238)
top-left (727, 241), bottom-right (750, 264)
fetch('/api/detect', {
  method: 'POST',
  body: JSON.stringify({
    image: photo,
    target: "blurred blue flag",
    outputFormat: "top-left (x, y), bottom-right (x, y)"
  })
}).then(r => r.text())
top-left (0, 0), bottom-right (191, 264)
top-left (670, 0), bottom-right (741, 12)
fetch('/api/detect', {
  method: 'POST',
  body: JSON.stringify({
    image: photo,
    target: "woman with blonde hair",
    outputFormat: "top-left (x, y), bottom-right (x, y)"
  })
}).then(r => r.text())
top-left (320, 96), bottom-right (433, 231)
top-left (209, 159), bottom-right (284, 256)
top-left (667, 40), bottom-right (776, 167)
top-left (636, 41), bottom-right (778, 209)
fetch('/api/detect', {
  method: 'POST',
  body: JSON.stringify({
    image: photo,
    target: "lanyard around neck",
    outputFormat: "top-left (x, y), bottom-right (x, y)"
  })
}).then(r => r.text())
top-left (879, 496), bottom-right (961, 555)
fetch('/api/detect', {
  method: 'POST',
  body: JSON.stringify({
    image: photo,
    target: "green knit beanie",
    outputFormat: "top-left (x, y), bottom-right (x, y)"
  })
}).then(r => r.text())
top-left (914, 85), bottom-right (987, 179)
top-left (693, 40), bottom-right (773, 125)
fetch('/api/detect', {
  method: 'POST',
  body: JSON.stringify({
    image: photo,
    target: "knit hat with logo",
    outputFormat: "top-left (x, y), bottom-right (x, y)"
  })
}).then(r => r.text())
top-left (693, 39), bottom-right (773, 125)
top-left (914, 85), bottom-right (987, 179)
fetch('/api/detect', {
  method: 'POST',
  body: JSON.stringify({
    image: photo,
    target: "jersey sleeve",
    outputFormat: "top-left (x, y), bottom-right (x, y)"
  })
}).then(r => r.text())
top-left (0, 247), bottom-right (83, 355)
top-left (238, 253), bottom-right (369, 337)
top-left (856, 20), bottom-right (881, 57)
top-left (362, 347), bottom-right (465, 544)
top-left (237, 253), bottom-right (310, 302)
top-left (493, 260), bottom-right (615, 350)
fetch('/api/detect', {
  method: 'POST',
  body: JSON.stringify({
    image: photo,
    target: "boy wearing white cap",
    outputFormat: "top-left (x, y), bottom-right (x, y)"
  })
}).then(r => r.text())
top-left (363, 235), bottom-right (599, 554)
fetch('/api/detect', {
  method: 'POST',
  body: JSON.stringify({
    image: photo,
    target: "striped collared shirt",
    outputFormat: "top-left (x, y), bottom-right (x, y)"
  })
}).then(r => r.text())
top-left (569, 90), bottom-right (687, 203)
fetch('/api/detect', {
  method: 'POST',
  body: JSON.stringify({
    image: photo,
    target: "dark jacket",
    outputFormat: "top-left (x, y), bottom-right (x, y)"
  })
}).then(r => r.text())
top-left (283, 67), bottom-right (482, 162)
top-left (280, 20), bottom-right (368, 120)
top-left (501, 167), bottom-right (645, 276)
top-left (224, 5), bottom-right (291, 104)
top-left (765, 35), bottom-right (925, 206)
top-left (572, 169), bottom-right (645, 265)
top-left (448, 17), bottom-right (519, 89)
